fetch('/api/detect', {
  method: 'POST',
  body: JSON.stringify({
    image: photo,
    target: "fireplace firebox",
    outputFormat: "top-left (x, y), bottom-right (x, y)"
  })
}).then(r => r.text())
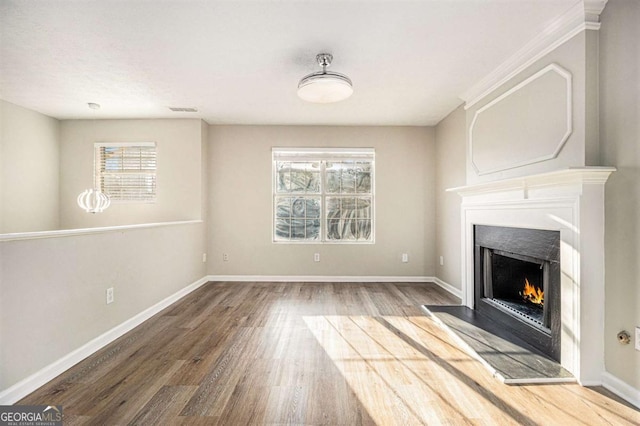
top-left (474, 225), bottom-right (561, 361)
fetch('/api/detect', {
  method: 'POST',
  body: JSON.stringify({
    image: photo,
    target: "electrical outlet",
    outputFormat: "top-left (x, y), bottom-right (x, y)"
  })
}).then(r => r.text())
top-left (202, 253), bottom-right (207, 263)
top-left (223, 253), bottom-right (229, 262)
top-left (314, 253), bottom-right (320, 262)
top-left (106, 287), bottom-right (114, 304)
top-left (635, 327), bottom-right (640, 351)
top-left (439, 256), bottom-right (444, 266)
top-left (402, 253), bottom-right (409, 263)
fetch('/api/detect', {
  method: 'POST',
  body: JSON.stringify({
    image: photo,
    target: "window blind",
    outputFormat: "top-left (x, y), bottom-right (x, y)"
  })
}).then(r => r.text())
top-left (95, 142), bottom-right (157, 202)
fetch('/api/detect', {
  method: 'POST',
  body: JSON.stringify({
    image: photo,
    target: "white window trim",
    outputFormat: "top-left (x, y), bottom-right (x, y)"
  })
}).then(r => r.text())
top-left (94, 142), bottom-right (157, 204)
top-left (272, 147), bottom-right (375, 244)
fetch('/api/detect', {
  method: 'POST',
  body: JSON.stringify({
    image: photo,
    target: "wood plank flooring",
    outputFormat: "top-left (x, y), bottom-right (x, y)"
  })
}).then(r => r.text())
top-left (19, 282), bottom-right (639, 425)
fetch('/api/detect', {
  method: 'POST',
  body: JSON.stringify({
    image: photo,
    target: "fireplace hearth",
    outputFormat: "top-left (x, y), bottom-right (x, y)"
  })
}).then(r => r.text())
top-left (474, 225), bottom-right (561, 361)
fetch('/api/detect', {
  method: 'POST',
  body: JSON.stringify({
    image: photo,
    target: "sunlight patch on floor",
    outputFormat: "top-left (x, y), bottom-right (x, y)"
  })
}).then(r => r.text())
top-left (302, 315), bottom-right (499, 425)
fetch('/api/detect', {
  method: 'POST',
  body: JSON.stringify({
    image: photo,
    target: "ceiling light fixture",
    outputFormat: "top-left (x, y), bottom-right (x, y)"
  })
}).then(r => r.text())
top-left (297, 53), bottom-right (353, 103)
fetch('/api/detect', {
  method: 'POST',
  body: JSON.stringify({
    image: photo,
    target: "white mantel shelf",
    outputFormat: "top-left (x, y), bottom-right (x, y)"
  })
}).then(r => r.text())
top-left (447, 167), bottom-right (616, 197)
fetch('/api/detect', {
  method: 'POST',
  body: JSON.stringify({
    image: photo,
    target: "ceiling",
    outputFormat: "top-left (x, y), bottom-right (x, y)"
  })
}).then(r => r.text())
top-left (0, 0), bottom-right (578, 126)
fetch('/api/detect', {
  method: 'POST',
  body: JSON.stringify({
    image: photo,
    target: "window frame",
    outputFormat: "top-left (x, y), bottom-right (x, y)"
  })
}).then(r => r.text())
top-left (94, 142), bottom-right (157, 204)
top-left (272, 147), bottom-right (375, 244)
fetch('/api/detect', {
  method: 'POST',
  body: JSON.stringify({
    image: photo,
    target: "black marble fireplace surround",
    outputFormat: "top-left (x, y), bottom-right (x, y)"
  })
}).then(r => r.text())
top-left (474, 225), bottom-right (561, 361)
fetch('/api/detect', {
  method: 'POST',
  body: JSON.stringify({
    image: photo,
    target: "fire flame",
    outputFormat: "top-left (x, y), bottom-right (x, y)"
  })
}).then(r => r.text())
top-left (521, 278), bottom-right (544, 305)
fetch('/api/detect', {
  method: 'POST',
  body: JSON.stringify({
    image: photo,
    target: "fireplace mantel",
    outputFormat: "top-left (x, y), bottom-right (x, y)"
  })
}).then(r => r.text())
top-left (450, 166), bottom-right (615, 385)
top-left (448, 167), bottom-right (615, 198)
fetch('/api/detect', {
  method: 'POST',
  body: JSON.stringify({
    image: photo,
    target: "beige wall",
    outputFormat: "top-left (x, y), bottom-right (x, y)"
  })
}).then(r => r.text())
top-left (201, 121), bottom-right (210, 268)
top-left (0, 112), bottom-right (210, 394)
top-left (0, 100), bottom-right (60, 233)
top-left (600, 0), bottom-right (640, 391)
top-left (207, 125), bottom-right (436, 277)
top-left (465, 32), bottom-right (595, 184)
top-left (434, 105), bottom-right (466, 289)
top-left (0, 222), bottom-right (206, 391)
top-left (59, 119), bottom-right (204, 229)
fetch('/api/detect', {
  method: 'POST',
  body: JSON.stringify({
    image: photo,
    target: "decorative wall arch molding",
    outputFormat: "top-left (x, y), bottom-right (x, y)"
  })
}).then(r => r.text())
top-left (469, 63), bottom-right (573, 176)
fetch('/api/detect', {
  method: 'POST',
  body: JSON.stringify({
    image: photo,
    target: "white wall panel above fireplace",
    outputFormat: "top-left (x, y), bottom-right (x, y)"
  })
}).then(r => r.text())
top-left (464, 30), bottom-right (601, 186)
top-left (470, 64), bottom-right (572, 176)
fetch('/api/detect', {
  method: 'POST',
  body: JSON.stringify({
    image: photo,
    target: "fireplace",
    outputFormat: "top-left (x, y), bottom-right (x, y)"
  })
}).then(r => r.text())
top-left (453, 168), bottom-right (614, 382)
top-left (474, 225), bottom-right (561, 361)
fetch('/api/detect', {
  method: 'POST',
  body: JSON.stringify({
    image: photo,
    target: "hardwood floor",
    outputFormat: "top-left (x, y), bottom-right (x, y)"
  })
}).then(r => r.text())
top-left (19, 282), bottom-right (639, 425)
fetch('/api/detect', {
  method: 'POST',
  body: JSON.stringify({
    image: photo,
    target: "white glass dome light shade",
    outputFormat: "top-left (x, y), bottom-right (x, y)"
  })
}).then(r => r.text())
top-left (77, 188), bottom-right (111, 213)
top-left (297, 72), bottom-right (353, 103)
top-left (297, 53), bottom-right (353, 103)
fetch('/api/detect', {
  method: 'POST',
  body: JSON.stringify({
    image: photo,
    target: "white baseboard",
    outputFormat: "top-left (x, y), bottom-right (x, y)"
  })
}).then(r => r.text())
top-left (207, 276), bottom-right (464, 301)
top-left (207, 275), bottom-right (434, 283)
top-left (601, 371), bottom-right (640, 409)
top-left (432, 277), bottom-right (463, 300)
top-left (0, 276), bottom-right (210, 405)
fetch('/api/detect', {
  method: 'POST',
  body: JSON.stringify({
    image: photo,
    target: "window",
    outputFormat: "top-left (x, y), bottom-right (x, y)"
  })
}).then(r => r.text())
top-left (273, 148), bottom-right (374, 243)
top-left (95, 142), bottom-right (157, 202)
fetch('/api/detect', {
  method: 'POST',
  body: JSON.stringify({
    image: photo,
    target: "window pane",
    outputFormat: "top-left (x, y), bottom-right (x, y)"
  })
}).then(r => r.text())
top-left (275, 198), bottom-right (321, 241)
top-left (275, 197), bottom-right (291, 218)
top-left (305, 219), bottom-right (320, 240)
top-left (325, 196), bottom-right (372, 241)
top-left (326, 197), bottom-right (341, 219)
top-left (356, 197), bottom-right (372, 218)
top-left (291, 198), bottom-right (306, 217)
top-left (327, 218), bottom-right (364, 241)
top-left (276, 162), bottom-right (290, 193)
top-left (276, 161), bottom-right (320, 193)
top-left (274, 218), bottom-right (291, 240)
top-left (356, 164), bottom-right (371, 193)
top-left (340, 166), bottom-right (356, 193)
top-left (291, 168), bottom-right (320, 194)
top-left (326, 218), bottom-right (341, 240)
top-left (325, 162), bottom-right (341, 193)
top-left (290, 218), bottom-right (306, 240)
top-left (325, 161), bottom-right (372, 194)
top-left (357, 219), bottom-right (372, 240)
top-left (306, 198), bottom-right (321, 218)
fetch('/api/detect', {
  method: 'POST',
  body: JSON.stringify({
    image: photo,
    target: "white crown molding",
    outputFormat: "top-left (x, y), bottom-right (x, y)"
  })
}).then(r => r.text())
top-left (461, 0), bottom-right (608, 109)
top-left (583, 0), bottom-right (609, 22)
top-left (0, 276), bottom-right (210, 405)
top-left (469, 64), bottom-right (573, 176)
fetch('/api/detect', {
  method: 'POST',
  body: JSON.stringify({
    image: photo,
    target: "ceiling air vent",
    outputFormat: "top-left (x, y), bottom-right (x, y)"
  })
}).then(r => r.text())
top-left (168, 107), bottom-right (198, 112)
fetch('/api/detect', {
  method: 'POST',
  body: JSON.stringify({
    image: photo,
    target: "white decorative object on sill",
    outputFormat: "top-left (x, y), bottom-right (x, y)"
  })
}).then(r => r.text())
top-left (77, 188), bottom-right (111, 213)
